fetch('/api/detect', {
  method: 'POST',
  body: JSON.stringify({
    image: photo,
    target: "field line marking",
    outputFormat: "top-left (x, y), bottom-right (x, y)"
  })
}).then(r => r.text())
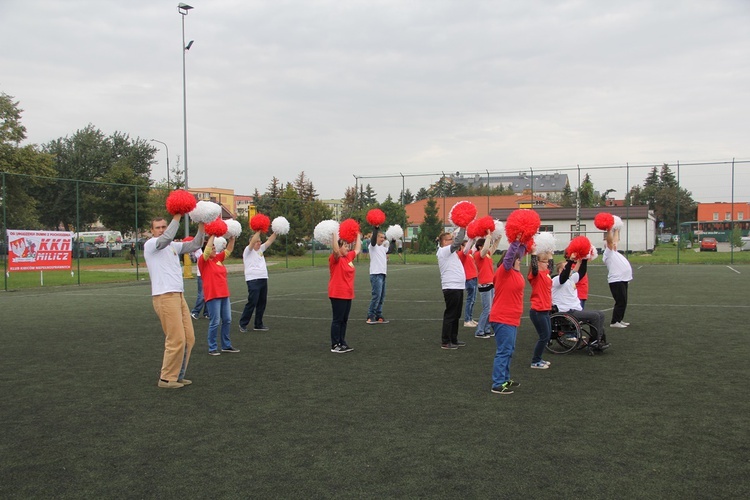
top-left (727, 266), bottom-right (741, 274)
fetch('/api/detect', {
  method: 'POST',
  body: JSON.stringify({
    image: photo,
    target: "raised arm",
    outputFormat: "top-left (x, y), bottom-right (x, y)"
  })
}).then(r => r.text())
top-left (225, 236), bottom-right (236, 256)
top-left (353, 233), bottom-right (362, 256)
top-left (179, 222), bottom-right (205, 254)
top-left (450, 228), bottom-right (465, 254)
top-left (203, 235), bottom-right (215, 260)
top-left (155, 214), bottom-right (182, 250)
top-left (264, 232), bottom-right (278, 248)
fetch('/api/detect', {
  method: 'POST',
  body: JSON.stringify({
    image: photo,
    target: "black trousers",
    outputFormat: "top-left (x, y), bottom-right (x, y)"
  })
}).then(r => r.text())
top-left (441, 289), bottom-right (463, 344)
top-left (609, 281), bottom-right (629, 324)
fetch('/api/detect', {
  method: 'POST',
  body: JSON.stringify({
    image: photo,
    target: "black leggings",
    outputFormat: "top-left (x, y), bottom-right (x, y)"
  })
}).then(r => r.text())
top-left (609, 281), bottom-right (629, 324)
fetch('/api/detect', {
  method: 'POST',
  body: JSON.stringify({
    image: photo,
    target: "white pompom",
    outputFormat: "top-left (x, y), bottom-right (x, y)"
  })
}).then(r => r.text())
top-left (612, 215), bottom-right (624, 230)
top-left (189, 201), bottom-right (222, 223)
top-left (314, 220), bottom-right (339, 245)
top-left (213, 236), bottom-right (227, 253)
top-left (533, 232), bottom-right (556, 255)
top-left (491, 220), bottom-right (504, 242)
top-left (588, 245), bottom-right (599, 261)
top-left (272, 216), bottom-right (290, 236)
top-left (223, 219), bottom-right (242, 239)
top-left (385, 224), bottom-right (404, 241)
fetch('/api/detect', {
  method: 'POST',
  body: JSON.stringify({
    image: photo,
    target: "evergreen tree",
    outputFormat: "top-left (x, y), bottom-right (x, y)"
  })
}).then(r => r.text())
top-left (400, 188), bottom-right (414, 205)
top-left (578, 173), bottom-right (596, 208)
top-left (417, 197), bottom-right (443, 254)
top-left (415, 187), bottom-right (430, 201)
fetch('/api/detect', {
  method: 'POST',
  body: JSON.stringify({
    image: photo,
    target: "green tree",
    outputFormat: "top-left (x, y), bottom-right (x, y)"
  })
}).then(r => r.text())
top-left (400, 188), bottom-right (414, 205)
top-left (559, 183), bottom-right (575, 208)
top-left (578, 173), bottom-right (596, 208)
top-left (417, 197), bottom-right (442, 254)
top-left (98, 163), bottom-right (153, 235)
top-left (628, 164), bottom-right (696, 231)
top-left (0, 92), bottom-right (55, 229)
top-left (415, 187), bottom-right (430, 201)
top-left (37, 124), bottom-right (156, 230)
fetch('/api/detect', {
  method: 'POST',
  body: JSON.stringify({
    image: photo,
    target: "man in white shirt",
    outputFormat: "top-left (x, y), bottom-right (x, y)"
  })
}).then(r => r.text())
top-left (437, 228), bottom-right (467, 349)
top-left (239, 230), bottom-right (278, 332)
top-left (603, 229), bottom-right (634, 328)
top-left (143, 214), bottom-right (204, 389)
top-left (366, 226), bottom-right (390, 324)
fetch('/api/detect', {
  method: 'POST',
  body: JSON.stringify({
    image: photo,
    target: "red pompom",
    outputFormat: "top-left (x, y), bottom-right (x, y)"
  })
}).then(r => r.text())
top-left (366, 209), bottom-right (386, 227)
top-left (476, 216), bottom-right (495, 236)
top-left (566, 236), bottom-right (592, 259)
top-left (165, 189), bottom-right (197, 215)
top-left (250, 214), bottom-right (271, 233)
top-left (338, 218), bottom-right (360, 244)
top-left (205, 218), bottom-right (228, 237)
top-left (449, 201), bottom-right (477, 228)
top-left (505, 209), bottom-right (541, 243)
top-left (466, 220), bottom-right (482, 239)
top-left (594, 212), bottom-right (615, 231)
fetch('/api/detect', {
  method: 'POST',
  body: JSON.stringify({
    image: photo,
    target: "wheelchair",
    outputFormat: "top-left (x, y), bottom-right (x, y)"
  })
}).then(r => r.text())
top-left (546, 311), bottom-right (605, 356)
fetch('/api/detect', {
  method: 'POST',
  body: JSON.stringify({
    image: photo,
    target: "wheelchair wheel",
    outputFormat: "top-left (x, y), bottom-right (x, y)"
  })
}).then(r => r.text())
top-left (546, 313), bottom-right (582, 354)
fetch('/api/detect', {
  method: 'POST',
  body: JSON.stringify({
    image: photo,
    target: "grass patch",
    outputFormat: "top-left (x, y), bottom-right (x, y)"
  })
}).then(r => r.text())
top-left (0, 263), bottom-right (748, 498)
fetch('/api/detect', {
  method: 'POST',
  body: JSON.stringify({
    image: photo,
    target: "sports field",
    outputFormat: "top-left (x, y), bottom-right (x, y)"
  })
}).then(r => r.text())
top-left (1, 261), bottom-right (748, 498)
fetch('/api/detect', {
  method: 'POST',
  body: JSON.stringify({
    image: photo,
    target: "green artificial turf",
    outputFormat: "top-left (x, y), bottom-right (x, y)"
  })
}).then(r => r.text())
top-left (0, 263), bottom-right (748, 498)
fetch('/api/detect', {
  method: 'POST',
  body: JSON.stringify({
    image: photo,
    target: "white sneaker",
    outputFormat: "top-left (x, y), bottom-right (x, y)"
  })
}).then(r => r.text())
top-left (464, 321), bottom-right (477, 327)
top-left (620, 322), bottom-right (630, 327)
top-left (609, 322), bottom-right (627, 328)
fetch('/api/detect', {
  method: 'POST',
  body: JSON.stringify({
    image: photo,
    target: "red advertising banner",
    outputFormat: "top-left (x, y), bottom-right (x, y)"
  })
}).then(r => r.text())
top-left (7, 230), bottom-right (73, 272)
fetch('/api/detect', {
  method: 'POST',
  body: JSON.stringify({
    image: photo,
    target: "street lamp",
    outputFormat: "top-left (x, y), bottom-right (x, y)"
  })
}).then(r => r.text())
top-left (178, 2), bottom-right (193, 238)
top-left (149, 139), bottom-right (170, 189)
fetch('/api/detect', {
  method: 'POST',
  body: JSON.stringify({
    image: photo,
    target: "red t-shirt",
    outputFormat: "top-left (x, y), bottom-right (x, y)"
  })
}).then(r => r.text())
top-left (328, 251), bottom-right (356, 299)
top-left (474, 252), bottom-right (495, 284)
top-left (198, 251), bottom-right (229, 301)
top-left (528, 268), bottom-right (552, 311)
top-left (577, 274), bottom-right (589, 300)
top-left (461, 250), bottom-right (478, 280)
top-left (490, 266), bottom-right (526, 326)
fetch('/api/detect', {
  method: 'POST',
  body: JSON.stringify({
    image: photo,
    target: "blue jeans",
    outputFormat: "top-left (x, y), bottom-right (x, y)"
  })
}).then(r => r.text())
top-left (206, 297), bottom-right (232, 351)
top-left (330, 298), bottom-right (352, 347)
top-left (491, 322), bottom-right (517, 387)
top-left (529, 309), bottom-right (551, 363)
top-left (239, 278), bottom-right (268, 329)
top-left (368, 274), bottom-right (386, 320)
top-left (191, 276), bottom-right (207, 317)
top-left (464, 277), bottom-right (477, 322)
top-left (475, 287), bottom-right (494, 335)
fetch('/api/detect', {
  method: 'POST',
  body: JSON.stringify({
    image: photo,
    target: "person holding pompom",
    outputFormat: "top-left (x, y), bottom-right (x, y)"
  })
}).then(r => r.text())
top-left (528, 248), bottom-right (554, 369)
top-left (604, 227), bottom-right (633, 328)
top-left (366, 225), bottom-right (390, 325)
top-left (199, 234), bottom-right (238, 355)
top-left (144, 213), bottom-right (205, 389)
top-left (329, 232), bottom-right (362, 353)
top-left (239, 229), bottom-right (278, 332)
top-left (551, 255), bottom-right (609, 351)
top-left (473, 230), bottom-right (499, 339)
top-left (436, 228), bottom-right (467, 350)
top-left (489, 236), bottom-right (528, 394)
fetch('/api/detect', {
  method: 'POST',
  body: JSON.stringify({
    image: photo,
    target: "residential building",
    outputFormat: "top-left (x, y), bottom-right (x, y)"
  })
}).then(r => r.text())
top-left (320, 199), bottom-right (344, 221)
top-left (696, 202), bottom-right (750, 222)
top-left (450, 172), bottom-right (570, 198)
top-left (188, 187), bottom-right (236, 218)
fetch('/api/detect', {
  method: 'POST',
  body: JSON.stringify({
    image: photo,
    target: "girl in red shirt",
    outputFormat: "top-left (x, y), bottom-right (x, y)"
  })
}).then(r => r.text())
top-left (528, 251), bottom-right (554, 369)
top-left (199, 234), bottom-right (236, 356)
top-left (472, 231), bottom-right (499, 338)
top-left (489, 239), bottom-right (527, 395)
top-left (328, 233), bottom-right (362, 353)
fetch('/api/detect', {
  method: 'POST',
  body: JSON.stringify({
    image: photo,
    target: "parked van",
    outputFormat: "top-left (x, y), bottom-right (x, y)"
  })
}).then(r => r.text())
top-left (75, 231), bottom-right (124, 256)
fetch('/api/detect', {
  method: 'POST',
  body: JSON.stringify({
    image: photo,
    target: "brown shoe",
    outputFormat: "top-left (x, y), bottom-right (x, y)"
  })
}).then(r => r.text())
top-left (158, 379), bottom-right (185, 389)
top-left (177, 379), bottom-right (192, 386)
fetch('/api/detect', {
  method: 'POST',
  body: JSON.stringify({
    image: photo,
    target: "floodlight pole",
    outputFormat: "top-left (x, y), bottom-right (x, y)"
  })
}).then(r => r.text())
top-left (179, 2), bottom-right (194, 238)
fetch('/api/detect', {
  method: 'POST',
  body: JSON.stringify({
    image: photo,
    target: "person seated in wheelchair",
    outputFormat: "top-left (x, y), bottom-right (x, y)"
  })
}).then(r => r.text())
top-left (551, 257), bottom-right (610, 351)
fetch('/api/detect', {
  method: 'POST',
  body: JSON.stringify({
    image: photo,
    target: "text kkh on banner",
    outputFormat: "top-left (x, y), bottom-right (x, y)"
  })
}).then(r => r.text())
top-left (7, 230), bottom-right (74, 272)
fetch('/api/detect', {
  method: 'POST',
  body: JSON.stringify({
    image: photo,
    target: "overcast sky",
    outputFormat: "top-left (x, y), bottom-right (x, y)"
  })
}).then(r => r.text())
top-left (2, 0), bottom-right (749, 202)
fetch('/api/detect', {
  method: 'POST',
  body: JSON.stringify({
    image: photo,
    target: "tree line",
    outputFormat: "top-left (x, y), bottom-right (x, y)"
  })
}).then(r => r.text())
top-left (1, 91), bottom-right (695, 254)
